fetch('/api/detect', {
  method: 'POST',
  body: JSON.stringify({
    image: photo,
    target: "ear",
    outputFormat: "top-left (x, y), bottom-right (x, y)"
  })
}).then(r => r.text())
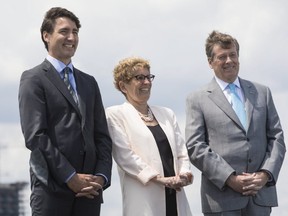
top-left (43, 31), bottom-right (50, 43)
top-left (119, 81), bottom-right (127, 94)
top-left (208, 57), bottom-right (213, 69)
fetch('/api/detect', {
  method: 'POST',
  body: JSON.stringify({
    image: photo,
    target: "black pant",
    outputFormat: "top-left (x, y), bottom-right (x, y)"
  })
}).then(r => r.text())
top-left (165, 187), bottom-right (178, 216)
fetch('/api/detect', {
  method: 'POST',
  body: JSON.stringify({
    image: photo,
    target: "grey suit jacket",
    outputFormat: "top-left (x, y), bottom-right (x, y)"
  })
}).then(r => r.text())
top-left (19, 59), bottom-right (112, 195)
top-left (185, 77), bottom-right (286, 213)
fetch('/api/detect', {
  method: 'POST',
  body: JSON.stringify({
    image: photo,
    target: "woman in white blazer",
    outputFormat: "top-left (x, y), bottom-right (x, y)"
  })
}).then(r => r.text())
top-left (106, 57), bottom-right (193, 216)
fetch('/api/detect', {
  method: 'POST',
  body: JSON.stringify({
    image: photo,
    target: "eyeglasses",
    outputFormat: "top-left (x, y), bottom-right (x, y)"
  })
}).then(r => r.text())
top-left (133, 74), bottom-right (155, 82)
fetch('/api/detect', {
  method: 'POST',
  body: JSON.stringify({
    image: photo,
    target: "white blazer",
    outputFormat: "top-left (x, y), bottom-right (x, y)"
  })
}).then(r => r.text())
top-left (106, 102), bottom-right (192, 216)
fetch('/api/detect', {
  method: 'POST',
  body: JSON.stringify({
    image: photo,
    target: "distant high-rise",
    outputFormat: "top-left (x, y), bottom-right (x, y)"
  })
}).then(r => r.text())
top-left (0, 182), bottom-right (28, 216)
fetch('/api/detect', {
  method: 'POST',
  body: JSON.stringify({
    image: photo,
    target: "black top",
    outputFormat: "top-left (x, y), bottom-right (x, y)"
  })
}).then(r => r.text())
top-left (147, 124), bottom-right (175, 177)
top-left (148, 124), bottom-right (178, 216)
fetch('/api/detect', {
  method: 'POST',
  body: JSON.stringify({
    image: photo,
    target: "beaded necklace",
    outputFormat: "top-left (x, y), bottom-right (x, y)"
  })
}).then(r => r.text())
top-left (138, 107), bottom-right (154, 122)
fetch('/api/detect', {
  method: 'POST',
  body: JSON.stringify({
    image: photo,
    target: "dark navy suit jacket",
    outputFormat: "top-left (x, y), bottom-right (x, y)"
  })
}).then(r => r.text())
top-left (19, 59), bottom-right (112, 196)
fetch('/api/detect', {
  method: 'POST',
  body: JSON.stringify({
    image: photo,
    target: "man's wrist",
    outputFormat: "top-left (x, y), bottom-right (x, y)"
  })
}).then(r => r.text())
top-left (65, 171), bottom-right (76, 183)
top-left (260, 170), bottom-right (272, 182)
top-left (95, 173), bottom-right (108, 186)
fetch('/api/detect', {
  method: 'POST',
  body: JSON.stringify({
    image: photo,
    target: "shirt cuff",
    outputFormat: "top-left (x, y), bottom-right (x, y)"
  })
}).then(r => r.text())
top-left (95, 173), bottom-right (108, 187)
top-left (65, 171), bottom-right (76, 183)
top-left (260, 169), bottom-right (273, 182)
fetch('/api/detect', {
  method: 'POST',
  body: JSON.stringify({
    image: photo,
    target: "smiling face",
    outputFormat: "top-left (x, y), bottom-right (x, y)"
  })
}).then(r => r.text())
top-left (120, 68), bottom-right (152, 107)
top-left (43, 17), bottom-right (79, 65)
top-left (209, 43), bottom-right (240, 83)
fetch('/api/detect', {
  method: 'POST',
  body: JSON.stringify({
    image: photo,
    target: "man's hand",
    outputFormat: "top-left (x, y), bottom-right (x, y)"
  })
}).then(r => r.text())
top-left (75, 175), bottom-right (104, 198)
top-left (226, 171), bottom-right (269, 196)
top-left (67, 174), bottom-right (103, 199)
top-left (67, 173), bottom-right (94, 193)
top-left (242, 172), bottom-right (269, 196)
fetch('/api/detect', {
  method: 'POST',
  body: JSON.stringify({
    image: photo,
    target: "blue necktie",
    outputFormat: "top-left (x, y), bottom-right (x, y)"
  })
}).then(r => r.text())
top-left (228, 83), bottom-right (246, 128)
top-left (63, 67), bottom-right (78, 105)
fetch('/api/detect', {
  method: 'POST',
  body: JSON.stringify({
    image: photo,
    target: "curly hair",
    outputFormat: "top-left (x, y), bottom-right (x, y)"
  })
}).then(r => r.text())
top-left (205, 30), bottom-right (239, 61)
top-left (113, 57), bottom-right (150, 92)
top-left (40, 7), bottom-right (81, 51)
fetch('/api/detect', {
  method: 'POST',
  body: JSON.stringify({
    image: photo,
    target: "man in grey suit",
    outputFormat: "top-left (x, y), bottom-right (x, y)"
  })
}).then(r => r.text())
top-left (185, 30), bottom-right (286, 215)
top-left (18, 7), bottom-right (112, 216)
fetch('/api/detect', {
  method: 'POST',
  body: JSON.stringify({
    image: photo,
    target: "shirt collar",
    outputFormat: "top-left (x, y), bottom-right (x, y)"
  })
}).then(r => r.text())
top-left (46, 55), bottom-right (73, 73)
top-left (214, 76), bottom-right (241, 91)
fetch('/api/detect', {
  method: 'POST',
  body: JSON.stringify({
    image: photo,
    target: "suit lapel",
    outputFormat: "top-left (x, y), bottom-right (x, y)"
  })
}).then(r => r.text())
top-left (74, 69), bottom-right (86, 128)
top-left (207, 78), bottom-right (245, 130)
top-left (239, 78), bottom-right (255, 132)
top-left (43, 60), bottom-right (82, 117)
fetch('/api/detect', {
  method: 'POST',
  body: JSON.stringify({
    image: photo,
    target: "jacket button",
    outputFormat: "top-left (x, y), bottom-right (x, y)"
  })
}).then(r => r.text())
top-left (248, 159), bottom-right (252, 163)
top-left (246, 138), bottom-right (250, 141)
top-left (79, 150), bottom-right (85, 155)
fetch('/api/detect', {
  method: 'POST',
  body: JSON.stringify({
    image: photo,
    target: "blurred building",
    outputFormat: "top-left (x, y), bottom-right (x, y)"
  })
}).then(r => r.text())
top-left (0, 182), bottom-right (28, 216)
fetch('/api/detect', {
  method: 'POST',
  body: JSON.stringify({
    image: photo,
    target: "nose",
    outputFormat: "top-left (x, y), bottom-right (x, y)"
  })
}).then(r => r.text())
top-left (225, 56), bottom-right (233, 63)
top-left (67, 31), bottom-right (78, 41)
top-left (67, 33), bottom-right (75, 40)
top-left (143, 77), bottom-right (151, 84)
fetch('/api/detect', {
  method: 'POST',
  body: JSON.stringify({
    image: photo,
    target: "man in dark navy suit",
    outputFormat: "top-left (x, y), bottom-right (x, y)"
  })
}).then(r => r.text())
top-left (19, 7), bottom-right (112, 216)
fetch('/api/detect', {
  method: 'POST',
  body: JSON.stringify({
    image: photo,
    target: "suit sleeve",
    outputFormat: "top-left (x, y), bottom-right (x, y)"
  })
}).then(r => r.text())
top-left (259, 87), bottom-right (286, 185)
top-left (92, 79), bottom-right (113, 189)
top-left (106, 108), bottom-right (159, 185)
top-left (18, 71), bottom-right (75, 184)
top-left (185, 93), bottom-right (235, 189)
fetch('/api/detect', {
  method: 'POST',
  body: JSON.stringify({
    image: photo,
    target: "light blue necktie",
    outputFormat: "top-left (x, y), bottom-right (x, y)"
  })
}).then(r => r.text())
top-left (228, 83), bottom-right (246, 128)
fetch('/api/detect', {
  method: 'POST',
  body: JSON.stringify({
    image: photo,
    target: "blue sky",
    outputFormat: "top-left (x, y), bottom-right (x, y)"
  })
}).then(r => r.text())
top-left (0, 0), bottom-right (287, 215)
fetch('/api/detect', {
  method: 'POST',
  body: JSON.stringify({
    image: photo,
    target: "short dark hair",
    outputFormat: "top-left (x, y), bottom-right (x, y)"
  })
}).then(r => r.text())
top-left (205, 30), bottom-right (239, 61)
top-left (40, 7), bottom-right (81, 50)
